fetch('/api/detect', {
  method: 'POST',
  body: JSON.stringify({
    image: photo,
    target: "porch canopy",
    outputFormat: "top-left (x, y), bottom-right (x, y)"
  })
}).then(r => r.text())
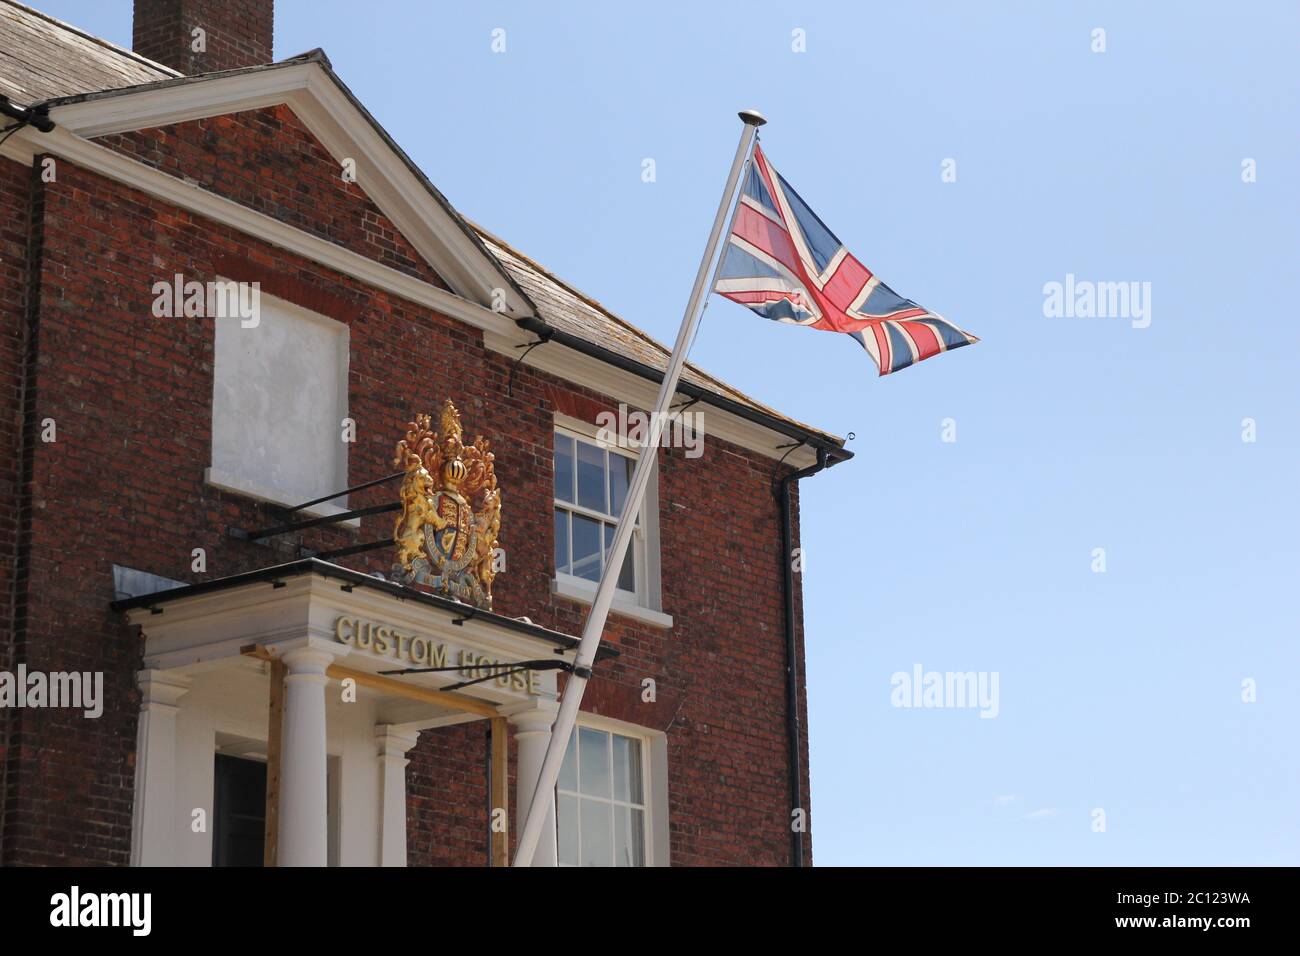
top-left (112, 559), bottom-right (611, 867)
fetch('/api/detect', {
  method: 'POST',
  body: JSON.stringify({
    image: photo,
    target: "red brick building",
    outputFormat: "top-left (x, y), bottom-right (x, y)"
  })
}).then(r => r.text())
top-left (0, 0), bottom-right (849, 866)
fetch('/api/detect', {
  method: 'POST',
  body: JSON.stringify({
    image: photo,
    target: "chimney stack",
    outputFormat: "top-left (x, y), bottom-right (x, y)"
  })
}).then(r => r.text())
top-left (133, 0), bottom-right (274, 75)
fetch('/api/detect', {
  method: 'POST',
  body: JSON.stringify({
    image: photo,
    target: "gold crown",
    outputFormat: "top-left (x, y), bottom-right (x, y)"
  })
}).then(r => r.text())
top-left (442, 458), bottom-right (467, 485)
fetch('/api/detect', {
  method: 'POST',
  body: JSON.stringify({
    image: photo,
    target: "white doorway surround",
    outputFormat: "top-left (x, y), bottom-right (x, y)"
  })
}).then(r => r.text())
top-left (116, 560), bottom-right (596, 867)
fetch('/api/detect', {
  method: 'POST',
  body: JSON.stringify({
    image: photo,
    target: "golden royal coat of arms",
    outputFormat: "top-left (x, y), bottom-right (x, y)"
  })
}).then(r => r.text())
top-left (392, 401), bottom-right (501, 610)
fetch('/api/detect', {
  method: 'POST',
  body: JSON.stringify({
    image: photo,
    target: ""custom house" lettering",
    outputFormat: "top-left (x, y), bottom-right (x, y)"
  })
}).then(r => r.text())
top-left (333, 615), bottom-right (540, 694)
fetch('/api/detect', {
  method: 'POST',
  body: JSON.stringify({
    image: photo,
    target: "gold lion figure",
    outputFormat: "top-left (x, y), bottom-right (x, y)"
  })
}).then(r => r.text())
top-left (393, 461), bottom-right (436, 571)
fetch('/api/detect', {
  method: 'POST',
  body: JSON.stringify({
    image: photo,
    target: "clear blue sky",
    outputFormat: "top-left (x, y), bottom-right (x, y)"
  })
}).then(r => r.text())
top-left (44, 1), bottom-right (1299, 865)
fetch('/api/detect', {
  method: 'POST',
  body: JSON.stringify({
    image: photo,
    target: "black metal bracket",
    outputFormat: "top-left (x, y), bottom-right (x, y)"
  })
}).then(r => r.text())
top-left (276, 470), bottom-right (404, 517)
top-left (298, 538), bottom-right (393, 562)
top-left (228, 472), bottom-right (405, 547)
top-left (507, 334), bottom-right (551, 397)
top-left (232, 502), bottom-right (398, 544)
top-left (451, 606), bottom-right (477, 626)
top-left (771, 442), bottom-right (807, 499)
top-left (0, 96), bottom-right (54, 132)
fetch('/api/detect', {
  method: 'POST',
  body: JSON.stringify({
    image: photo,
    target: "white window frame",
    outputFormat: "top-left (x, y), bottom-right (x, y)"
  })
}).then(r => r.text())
top-left (554, 715), bottom-right (669, 867)
top-left (552, 414), bottom-right (671, 628)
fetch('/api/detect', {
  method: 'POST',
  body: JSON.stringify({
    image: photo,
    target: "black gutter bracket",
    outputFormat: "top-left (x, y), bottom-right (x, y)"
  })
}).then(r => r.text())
top-left (507, 329), bottom-right (552, 397)
top-left (0, 96), bottom-right (55, 133)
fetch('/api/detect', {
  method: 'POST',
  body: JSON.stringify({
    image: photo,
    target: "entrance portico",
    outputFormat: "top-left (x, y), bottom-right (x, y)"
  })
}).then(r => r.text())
top-left (115, 559), bottom-right (600, 867)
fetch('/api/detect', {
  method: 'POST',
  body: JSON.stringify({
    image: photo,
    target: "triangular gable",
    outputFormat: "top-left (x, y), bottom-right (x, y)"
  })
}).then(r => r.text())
top-left (95, 103), bottom-right (451, 291)
top-left (31, 54), bottom-right (536, 320)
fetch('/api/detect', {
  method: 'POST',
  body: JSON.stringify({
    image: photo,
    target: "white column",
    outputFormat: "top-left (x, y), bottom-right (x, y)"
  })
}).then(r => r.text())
top-left (375, 725), bottom-right (420, 867)
top-left (277, 647), bottom-right (336, 867)
top-left (130, 670), bottom-right (191, 866)
top-left (507, 702), bottom-right (560, 867)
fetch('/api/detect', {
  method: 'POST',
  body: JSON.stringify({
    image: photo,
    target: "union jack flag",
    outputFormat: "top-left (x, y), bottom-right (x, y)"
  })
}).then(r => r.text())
top-left (713, 144), bottom-right (978, 376)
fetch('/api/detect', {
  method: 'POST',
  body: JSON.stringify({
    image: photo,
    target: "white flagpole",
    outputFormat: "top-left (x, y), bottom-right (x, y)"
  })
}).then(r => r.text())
top-left (512, 109), bottom-right (766, 867)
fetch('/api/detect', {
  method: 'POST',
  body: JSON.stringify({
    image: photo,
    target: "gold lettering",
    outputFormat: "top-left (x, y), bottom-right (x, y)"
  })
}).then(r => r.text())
top-left (335, 617), bottom-right (539, 694)
top-left (334, 616), bottom-right (355, 645)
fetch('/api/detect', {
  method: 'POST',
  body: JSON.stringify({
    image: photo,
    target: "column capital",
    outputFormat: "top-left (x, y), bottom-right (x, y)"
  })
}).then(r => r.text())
top-left (375, 724), bottom-right (420, 758)
top-left (135, 669), bottom-right (191, 710)
top-left (501, 699), bottom-right (559, 733)
top-left (280, 647), bottom-right (339, 676)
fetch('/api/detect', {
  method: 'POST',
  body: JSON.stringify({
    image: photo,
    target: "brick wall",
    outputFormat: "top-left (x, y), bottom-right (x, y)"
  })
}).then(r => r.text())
top-left (0, 156), bottom-right (33, 862)
top-left (95, 106), bottom-right (447, 289)
top-left (0, 157), bottom-right (30, 668)
top-left (0, 105), bottom-right (812, 866)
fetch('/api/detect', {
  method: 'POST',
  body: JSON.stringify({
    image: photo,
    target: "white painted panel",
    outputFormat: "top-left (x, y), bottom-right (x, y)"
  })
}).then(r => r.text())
top-left (211, 292), bottom-right (349, 508)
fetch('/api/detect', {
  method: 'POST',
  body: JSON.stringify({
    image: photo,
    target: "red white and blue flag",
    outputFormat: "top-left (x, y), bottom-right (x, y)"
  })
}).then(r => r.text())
top-left (713, 145), bottom-right (978, 376)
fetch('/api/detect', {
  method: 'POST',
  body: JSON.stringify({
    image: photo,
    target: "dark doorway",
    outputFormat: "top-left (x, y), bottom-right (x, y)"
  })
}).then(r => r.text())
top-left (212, 754), bottom-right (266, 867)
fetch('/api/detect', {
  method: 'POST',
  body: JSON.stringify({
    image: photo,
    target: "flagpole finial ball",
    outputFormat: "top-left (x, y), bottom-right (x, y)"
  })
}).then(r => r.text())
top-left (738, 109), bottom-right (767, 127)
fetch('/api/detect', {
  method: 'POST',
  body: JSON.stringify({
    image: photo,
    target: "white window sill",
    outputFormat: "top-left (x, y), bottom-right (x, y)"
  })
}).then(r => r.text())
top-left (552, 575), bottom-right (673, 629)
top-left (204, 467), bottom-right (361, 529)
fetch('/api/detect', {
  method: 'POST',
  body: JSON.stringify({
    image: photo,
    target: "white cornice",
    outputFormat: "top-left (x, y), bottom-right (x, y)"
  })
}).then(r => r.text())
top-left (40, 66), bottom-right (315, 138)
top-left (126, 572), bottom-right (564, 705)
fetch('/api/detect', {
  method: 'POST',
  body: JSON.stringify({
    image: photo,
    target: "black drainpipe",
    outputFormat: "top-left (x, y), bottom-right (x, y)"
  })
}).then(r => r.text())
top-left (778, 446), bottom-right (830, 867)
